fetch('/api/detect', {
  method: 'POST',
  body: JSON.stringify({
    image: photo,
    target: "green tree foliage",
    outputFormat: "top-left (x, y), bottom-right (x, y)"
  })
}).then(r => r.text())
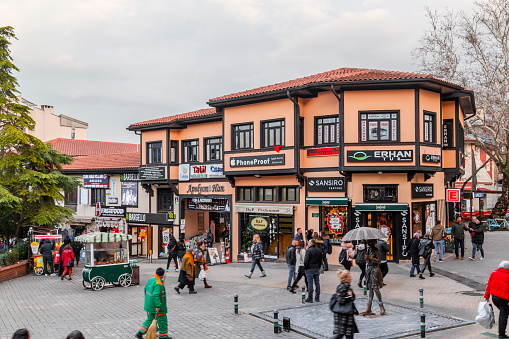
top-left (0, 26), bottom-right (80, 236)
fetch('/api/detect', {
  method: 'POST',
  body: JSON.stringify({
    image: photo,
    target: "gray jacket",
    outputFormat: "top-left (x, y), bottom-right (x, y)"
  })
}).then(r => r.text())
top-left (376, 240), bottom-right (390, 263)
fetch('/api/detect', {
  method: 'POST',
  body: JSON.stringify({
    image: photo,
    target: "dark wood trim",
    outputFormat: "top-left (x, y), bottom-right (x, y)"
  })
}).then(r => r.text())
top-left (166, 129), bottom-right (170, 185)
top-left (422, 110), bottom-right (438, 145)
top-left (301, 167), bottom-right (339, 172)
top-left (439, 94), bottom-right (443, 169)
top-left (313, 114), bottom-right (340, 147)
top-left (224, 146), bottom-right (294, 154)
top-left (260, 117), bottom-right (286, 148)
top-left (415, 89), bottom-right (421, 168)
top-left (358, 110), bottom-right (400, 143)
top-left (146, 140), bottom-right (163, 165)
top-left (455, 99), bottom-right (460, 171)
top-left (231, 121), bottom-right (254, 151)
top-left (344, 141), bottom-right (415, 146)
top-left (203, 135), bottom-right (223, 163)
top-left (181, 138), bottom-right (200, 164)
top-left (339, 90), bottom-right (345, 171)
top-left (224, 169), bottom-right (298, 176)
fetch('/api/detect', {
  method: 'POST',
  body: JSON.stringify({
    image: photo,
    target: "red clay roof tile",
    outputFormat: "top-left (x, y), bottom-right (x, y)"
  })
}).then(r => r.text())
top-left (49, 138), bottom-right (139, 157)
top-left (129, 108), bottom-right (218, 128)
top-left (62, 152), bottom-right (140, 170)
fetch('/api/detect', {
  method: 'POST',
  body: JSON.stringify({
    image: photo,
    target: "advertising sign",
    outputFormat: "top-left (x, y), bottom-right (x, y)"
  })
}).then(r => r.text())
top-left (230, 154), bottom-right (285, 167)
top-left (250, 216), bottom-right (268, 231)
top-left (411, 183), bottom-right (434, 198)
top-left (422, 154), bottom-right (441, 163)
top-left (126, 212), bottom-right (172, 225)
top-left (306, 147), bottom-right (339, 157)
top-left (120, 173), bottom-right (140, 182)
top-left (307, 177), bottom-right (345, 192)
top-left (98, 206), bottom-right (126, 218)
top-left (190, 165), bottom-right (207, 179)
top-left (446, 189), bottom-right (461, 202)
top-left (206, 164), bottom-right (224, 178)
top-left (139, 166), bottom-right (166, 180)
top-left (83, 174), bottom-right (109, 188)
top-left (443, 119), bottom-right (454, 149)
top-left (179, 164), bottom-right (190, 181)
top-left (107, 196), bottom-right (119, 205)
top-left (121, 181), bottom-right (138, 206)
top-left (347, 150), bottom-right (413, 162)
top-left (327, 212), bottom-right (344, 234)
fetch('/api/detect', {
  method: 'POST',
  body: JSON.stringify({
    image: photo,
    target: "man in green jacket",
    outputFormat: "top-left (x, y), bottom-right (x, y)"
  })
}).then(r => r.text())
top-left (135, 267), bottom-right (171, 339)
top-left (451, 216), bottom-right (468, 260)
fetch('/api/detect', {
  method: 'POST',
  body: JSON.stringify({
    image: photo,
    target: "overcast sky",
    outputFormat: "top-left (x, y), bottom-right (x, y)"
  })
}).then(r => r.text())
top-left (3, 0), bottom-right (474, 143)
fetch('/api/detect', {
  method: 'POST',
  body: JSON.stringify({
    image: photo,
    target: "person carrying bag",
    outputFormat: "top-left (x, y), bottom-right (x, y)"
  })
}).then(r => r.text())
top-left (329, 269), bottom-right (359, 339)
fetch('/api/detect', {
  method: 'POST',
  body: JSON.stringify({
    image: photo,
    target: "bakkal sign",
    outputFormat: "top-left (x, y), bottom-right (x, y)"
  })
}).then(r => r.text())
top-left (307, 147), bottom-right (339, 157)
top-left (230, 154), bottom-right (285, 167)
top-left (411, 184), bottom-right (434, 198)
top-left (139, 166), bottom-right (166, 181)
top-left (422, 154), bottom-right (441, 163)
top-left (98, 206), bottom-right (126, 217)
top-left (347, 150), bottom-right (413, 162)
top-left (307, 177), bottom-right (345, 192)
top-left (83, 174), bottom-right (109, 188)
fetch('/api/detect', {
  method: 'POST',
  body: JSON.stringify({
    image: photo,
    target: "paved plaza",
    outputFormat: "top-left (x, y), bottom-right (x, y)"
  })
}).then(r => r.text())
top-left (0, 231), bottom-right (507, 338)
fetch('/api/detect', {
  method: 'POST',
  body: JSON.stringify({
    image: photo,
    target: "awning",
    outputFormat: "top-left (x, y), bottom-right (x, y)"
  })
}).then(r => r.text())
top-left (75, 232), bottom-right (132, 243)
top-left (305, 197), bottom-right (349, 206)
top-left (354, 203), bottom-right (409, 212)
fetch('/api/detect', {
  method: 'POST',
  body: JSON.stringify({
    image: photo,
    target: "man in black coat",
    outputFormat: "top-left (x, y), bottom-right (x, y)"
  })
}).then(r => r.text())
top-left (304, 239), bottom-right (322, 303)
top-left (376, 239), bottom-right (390, 278)
top-left (286, 240), bottom-right (297, 290)
top-left (39, 239), bottom-right (55, 276)
top-left (166, 235), bottom-right (178, 272)
top-left (468, 217), bottom-right (485, 260)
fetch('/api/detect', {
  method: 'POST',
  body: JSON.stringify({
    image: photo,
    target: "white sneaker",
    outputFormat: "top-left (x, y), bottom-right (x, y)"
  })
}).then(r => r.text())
top-left (45, 274), bottom-right (48, 276)
top-left (480, 257), bottom-right (485, 261)
top-left (51, 273), bottom-right (57, 276)
top-left (469, 257), bottom-right (475, 261)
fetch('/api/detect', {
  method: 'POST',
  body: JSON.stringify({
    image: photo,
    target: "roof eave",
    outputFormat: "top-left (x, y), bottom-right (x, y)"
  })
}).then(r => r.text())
top-left (128, 113), bottom-right (222, 132)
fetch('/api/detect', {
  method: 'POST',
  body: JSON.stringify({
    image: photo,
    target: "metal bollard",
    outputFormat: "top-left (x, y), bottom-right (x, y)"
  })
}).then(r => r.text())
top-left (149, 250), bottom-right (153, 263)
top-left (420, 313), bottom-right (426, 338)
top-left (301, 286), bottom-right (306, 304)
top-left (419, 288), bottom-right (424, 308)
top-left (364, 286), bottom-right (367, 296)
top-left (234, 295), bottom-right (239, 314)
top-left (274, 310), bottom-right (279, 334)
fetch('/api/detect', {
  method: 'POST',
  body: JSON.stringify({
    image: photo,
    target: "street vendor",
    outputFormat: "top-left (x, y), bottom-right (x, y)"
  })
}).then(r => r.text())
top-left (135, 267), bottom-right (171, 339)
top-left (195, 241), bottom-right (212, 289)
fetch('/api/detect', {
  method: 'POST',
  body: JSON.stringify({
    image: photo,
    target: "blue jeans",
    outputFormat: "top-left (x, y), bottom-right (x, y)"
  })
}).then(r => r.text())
top-left (410, 264), bottom-right (421, 276)
top-left (454, 238), bottom-right (464, 258)
top-left (287, 264), bottom-right (296, 287)
top-left (434, 240), bottom-right (445, 260)
top-left (305, 269), bottom-right (320, 300)
top-left (250, 259), bottom-right (264, 273)
top-left (472, 243), bottom-right (485, 258)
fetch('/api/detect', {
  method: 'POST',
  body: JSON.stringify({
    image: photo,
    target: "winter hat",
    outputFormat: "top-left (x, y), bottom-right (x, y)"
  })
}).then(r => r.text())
top-left (156, 267), bottom-right (165, 277)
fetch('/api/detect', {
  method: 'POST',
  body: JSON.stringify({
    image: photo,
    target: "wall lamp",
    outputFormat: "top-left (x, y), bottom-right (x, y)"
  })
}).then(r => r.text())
top-left (378, 171), bottom-right (383, 175)
top-left (254, 174), bottom-right (261, 178)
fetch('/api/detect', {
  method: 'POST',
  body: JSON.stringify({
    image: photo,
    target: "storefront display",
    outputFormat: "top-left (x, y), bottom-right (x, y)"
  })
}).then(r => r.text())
top-left (321, 206), bottom-right (348, 243)
top-left (412, 202), bottom-right (437, 235)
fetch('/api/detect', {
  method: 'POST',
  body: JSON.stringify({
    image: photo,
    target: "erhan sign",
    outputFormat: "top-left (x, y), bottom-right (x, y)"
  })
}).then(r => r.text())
top-left (347, 150), bottom-right (413, 162)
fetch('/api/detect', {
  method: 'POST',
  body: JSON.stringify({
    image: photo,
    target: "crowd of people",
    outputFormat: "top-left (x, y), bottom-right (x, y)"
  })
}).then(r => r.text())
top-left (36, 237), bottom-right (81, 280)
top-left (11, 328), bottom-right (85, 339)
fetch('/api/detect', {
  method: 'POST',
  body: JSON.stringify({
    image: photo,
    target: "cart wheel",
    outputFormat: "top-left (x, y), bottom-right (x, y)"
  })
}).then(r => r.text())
top-left (119, 274), bottom-right (132, 287)
top-left (34, 267), bottom-right (43, 276)
top-left (91, 277), bottom-right (105, 291)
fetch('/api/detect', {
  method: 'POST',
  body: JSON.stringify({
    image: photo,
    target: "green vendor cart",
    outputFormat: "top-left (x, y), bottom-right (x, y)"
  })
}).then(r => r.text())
top-left (76, 232), bottom-right (133, 291)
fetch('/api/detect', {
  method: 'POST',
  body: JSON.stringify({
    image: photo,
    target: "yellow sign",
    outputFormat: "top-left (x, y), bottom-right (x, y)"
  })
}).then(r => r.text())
top-left (251, 217), bottom-right (268, 230)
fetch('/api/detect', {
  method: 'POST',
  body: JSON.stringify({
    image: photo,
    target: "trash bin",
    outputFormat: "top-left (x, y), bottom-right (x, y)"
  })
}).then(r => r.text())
top-left (131, 265), bottom-right (140, 285)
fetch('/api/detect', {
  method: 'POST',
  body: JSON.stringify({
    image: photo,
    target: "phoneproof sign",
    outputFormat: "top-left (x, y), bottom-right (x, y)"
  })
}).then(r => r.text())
top-left (229, 154), bottom-right (285, 167)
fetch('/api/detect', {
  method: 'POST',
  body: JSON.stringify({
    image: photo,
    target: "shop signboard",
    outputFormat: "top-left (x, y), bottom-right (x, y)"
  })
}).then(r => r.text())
top-left (121, 181), bottom-right (138, 206)
top-left (411, 184), bottom-right (434, 198)
top-left (185, 183), bottom-right (226, 194)
top-left (443, 119), bottom-right (454, 149)
top-left (98, 206), bottom-right (126, 218)
top-left (307, 177), bottom-right (345, 192)
top-left (234, 204), bottom-right (293, 215)
top-left (250, 216), bottom-right (269, 231)
top-left (327, 212), bottom-right (344, 234)
top-left (139, 166), bottom-right (166, 181)
top-left (120, 173), bottom-right (140, 182)
top-left (422, 154), bottom-right (441, 163)
top-left (306, 147), bottom-right (339, 157)
top-left (346, 150), bottom-right (413, 162)
top-left (354, 203), bottom-right (408, 211)
top-left (446, 189), bottom-right (461, 202)
top-left (188, 198), bottom-right (228, 211)
top-left (312, 213), bottom-right (319, 217)
top-left (179, 164), bottom-right (190, 181)
top-left (399, 210), bottom-right (410, 260)
top-left (230, 154), bottom-right (285, 167)
top-left (190, 165), bottom-right (207, 179)
top-left (83, 174), bottom-right (109, 188)
top-left (107, 196), bottom-right (119, 205)
top-left (206, 164), bottom-right (224, 178)
top-left (126, 212), bottom-right (173, 224)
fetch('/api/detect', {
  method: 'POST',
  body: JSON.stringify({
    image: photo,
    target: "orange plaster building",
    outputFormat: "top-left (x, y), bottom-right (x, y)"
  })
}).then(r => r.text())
top-left (129, 67), bottom-right (475, 263)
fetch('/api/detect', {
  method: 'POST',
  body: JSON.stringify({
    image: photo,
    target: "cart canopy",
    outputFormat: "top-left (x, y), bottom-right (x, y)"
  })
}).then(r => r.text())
top-left (75, 232), bottom-right (132, 243)
top-left (34, 235), bottom-right (62, 240)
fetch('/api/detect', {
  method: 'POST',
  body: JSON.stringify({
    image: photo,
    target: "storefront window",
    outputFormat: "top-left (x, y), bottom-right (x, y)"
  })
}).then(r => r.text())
top-left (367, 212), bottom-right (393, 261)
top-left (359, 111), bottom-right (399, 142)
top-left (257, 187), bottom-right (276, 202)
top-left (412, 202), bottom-right (436, 235)
top-left (239, 213), bottom-right (293, 257)
top-left (236, 187), bottom-right (254, 202)
top-left (321, 206), bottom-right (348, 244)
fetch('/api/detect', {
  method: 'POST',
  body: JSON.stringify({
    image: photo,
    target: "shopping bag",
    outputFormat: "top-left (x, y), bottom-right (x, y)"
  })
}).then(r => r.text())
top-left (146, 317), bottom-right (157, 339)
top-left (475, 301), bottom-right (495, 329)
top-left (198, 269), bottom-right (207, 281)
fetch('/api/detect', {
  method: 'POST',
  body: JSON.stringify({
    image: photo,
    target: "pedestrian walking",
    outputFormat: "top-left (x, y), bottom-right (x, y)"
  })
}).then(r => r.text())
top-left (304, 239), bottom-right (322, 302)
top-left (376, 239), bottom-right (390, 278)
top-left (39, 239), bottom-right (56, 276)
top-left (176, 239), bottom-right (185, 269)
top-left (286, 239), bottom-right (297, 290)
top-left (408, 233), bottom-right (421, 278)
top-left (206, 227), bottom-right (214, 249)
top-left (11, 329), bottom-right (31, 339)
top-left (419, 232), bottom-right (435, 278)
top-left (431, 220), bottom-right (445, 262)
top-left (362, 239), bottom-right (385, 316)
top-left (245, 234), bottom-right (266, 278)
top-left (165, 235), bottom-right (178, 272)
top-left (451, 216), bottom-right (468, 260)
top-left (72, 242), bottom-right (83, 267)
top-left (61, 244), bottom-right (75, 280)
top-left (330, 269), bottom-right (359, 339)
top-left (353, 243), bottom-right (366, 288)
top-left (484, 261), bottom-right (509, 338)
top-left (339, 241), bottom-right (355, 271)
top-left (195, 241), bottom-right (212, 288)
top-left (175, 249), bottom-right (196, 294)
top-left (135, 267), bottom-right (171, 339)
top-left (58, 237), bottom-right (71, 277)
top-left (293, 228), bottom-right (303, 241)
top-left (66, 330), bottom-right (85, 339)
top-left (289, 240), bottom-right (307, 293)
top-left (306, 229), bottom-right (313, 242)
top-left (468, 216), bottom-right (485, 260)
top-left (321, 231), bottom-right (330, 271)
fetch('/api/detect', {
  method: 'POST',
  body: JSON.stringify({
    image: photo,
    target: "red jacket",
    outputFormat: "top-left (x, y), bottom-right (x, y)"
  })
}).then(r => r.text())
top-left (485, 268), bottom-right (509, 301)
top-left (61, 249), bottom-right (75, 267)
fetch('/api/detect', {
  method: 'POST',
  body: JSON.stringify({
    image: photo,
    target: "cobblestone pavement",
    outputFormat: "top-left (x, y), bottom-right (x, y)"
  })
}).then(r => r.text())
top-left (0, 231), bottom-right (507, 338)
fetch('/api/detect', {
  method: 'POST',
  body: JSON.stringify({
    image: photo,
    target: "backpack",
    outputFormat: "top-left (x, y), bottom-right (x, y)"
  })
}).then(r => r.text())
top-left (338, 248), bottom-right (347, 265)
top-left (327, 241), bottom-right (333, 255)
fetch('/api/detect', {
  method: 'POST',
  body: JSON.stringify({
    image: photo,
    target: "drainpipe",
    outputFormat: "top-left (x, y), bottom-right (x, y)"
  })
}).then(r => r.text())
top-left (330, 85), bottom-right (348, 198)
top-left (286, 91), bottom-right (305, 186)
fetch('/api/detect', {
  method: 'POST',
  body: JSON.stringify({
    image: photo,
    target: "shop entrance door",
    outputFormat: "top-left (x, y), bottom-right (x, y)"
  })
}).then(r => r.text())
top-left (364, 212), bottom-right (394, 261)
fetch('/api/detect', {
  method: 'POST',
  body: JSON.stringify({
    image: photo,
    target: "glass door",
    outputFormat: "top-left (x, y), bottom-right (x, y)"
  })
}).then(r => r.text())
top-left (366, 212), bottom-right (394, 261)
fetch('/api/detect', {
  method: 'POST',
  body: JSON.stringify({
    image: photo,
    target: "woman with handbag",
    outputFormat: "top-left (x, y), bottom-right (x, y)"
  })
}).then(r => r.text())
top-left (61, 244), bottom-right (75, 281)
top-left (175, 248), bottom-right (196, 294)
top-left (330, 269), bottom-right (359, 339)
top-left (245, 234), bottom-right (266, 278)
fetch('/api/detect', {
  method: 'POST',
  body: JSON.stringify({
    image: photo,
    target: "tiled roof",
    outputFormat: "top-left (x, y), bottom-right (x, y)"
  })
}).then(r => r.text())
top-left (62, 152), bottom-right (140, 171)
top-left (49, 138), bottom-right (139, 157)
top-left (129, 108), bottom-right (218, 128)
top-left (209, 67), bottom-right (441, 102)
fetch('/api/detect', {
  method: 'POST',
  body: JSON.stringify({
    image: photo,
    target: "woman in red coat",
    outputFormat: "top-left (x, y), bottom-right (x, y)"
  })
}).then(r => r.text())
top-left (61, 244), bottom-right (75, 281)
top-left (485, 261), bottom-right (509, 338)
